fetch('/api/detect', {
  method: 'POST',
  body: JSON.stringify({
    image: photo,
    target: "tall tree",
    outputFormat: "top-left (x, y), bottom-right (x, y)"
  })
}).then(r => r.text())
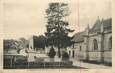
top-left (19, 38), bottom-right (29, 49)
top-left (3, 39), bottom-right (18, 50)
top-left (45, 3), bottom-right (74, 58)
top-left (33, 35), bottom-right (46, 50)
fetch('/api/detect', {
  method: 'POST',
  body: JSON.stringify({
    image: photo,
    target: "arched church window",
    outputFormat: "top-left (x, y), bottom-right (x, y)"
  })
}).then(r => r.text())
top-left (93, 39), bottom-right (98, 51)
top-left (109, 37), bottom-right (112, 50)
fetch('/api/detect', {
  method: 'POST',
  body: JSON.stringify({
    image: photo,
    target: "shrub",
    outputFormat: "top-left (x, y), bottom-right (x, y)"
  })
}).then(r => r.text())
top-left (62, 51), bottom-right (69, 61)
top-left (48, 47), bottom-right (56, 58)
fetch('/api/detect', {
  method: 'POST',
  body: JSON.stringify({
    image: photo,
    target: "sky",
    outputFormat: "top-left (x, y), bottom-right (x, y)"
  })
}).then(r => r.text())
top-left (3, 0), bottom-right (112, 40)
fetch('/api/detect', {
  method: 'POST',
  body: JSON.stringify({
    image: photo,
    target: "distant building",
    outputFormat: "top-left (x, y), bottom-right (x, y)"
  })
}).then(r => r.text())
top-left (68, 18), bottom-right (112, 64)
top-left (3, 39), bottom-right (19, 54)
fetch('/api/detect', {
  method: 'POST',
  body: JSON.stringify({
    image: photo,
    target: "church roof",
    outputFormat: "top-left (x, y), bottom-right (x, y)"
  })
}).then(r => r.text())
top-left (89, 18), bottom-right (112, 33)
top-left (72, 18), bottom-right (112, 43)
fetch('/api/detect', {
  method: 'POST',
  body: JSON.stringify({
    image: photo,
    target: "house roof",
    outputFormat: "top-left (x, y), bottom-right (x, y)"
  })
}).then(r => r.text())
top-left (72, 31), bottom-right (85, 43)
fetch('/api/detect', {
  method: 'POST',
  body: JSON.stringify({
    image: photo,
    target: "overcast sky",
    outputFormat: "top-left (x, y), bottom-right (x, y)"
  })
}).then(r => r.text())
top-left (3, 0), bottom-right (111, 40)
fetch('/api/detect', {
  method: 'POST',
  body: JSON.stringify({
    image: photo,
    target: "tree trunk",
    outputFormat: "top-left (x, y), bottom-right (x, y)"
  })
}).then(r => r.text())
top-left (57, 5), bottom-right (61, 58)
top-left (58, 46), bottom-right (61, 58)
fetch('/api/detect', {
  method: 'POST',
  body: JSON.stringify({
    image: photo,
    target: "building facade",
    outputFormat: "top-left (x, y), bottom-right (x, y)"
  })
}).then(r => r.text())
top-left (68, 18), bottom-right (112, 64)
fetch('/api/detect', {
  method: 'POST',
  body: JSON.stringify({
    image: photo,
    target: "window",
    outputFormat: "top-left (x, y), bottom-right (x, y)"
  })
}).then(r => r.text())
top-left (30, 46), bottom-right (32, 49)
top-left (93, 39), bottom-right (98, 51)
top-left (79, 46), bottom-right (82, 51)
top-left (109, 37), bottom-right (112, 50)
top-left (72, 42), bottom-right (75, 49)
top-left (72, 50), bottom-right (75, 58)
top-left (69, 51), bottom-right (71, 56)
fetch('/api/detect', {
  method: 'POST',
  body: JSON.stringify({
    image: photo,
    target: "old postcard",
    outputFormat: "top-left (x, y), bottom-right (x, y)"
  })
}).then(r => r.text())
top-left (0, 0), bottom-right (114, 73)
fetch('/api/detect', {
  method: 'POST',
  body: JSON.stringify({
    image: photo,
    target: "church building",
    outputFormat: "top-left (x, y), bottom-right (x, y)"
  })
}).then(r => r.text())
top-left (68, 18), bottom-right (112, 64)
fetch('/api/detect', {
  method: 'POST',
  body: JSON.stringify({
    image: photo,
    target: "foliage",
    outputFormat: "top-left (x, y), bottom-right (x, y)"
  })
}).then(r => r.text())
top-left (48, 47), bottom-right (56, 58)
top-left (62, 51), bottom-right (69, 61)
top-left (45, 3), bottom-right (74, 57)
top-left (3, 38), bottom-right (29, 52)
top-left (18, 38), bottom-right (29, 49)
top-left (33, 35), bottom-right (46, 50)
top-left (3, 39), bottom-right (18, 50)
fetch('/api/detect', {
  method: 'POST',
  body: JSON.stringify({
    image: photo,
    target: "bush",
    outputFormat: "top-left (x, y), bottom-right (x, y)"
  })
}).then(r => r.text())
top-left (48, 47), bottom-right (56, 58)
top-left (62, 51), bottom-right (69, 61)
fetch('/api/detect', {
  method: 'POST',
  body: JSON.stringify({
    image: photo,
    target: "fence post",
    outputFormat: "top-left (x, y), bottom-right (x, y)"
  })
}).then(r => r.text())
top-left (10, 57), bottom-right (12, 68)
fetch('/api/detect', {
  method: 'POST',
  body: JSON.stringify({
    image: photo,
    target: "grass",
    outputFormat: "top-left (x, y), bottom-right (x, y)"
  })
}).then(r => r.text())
top-left (82, 60), bottom-right (112, 66)
top-left (4, 61), bottom-right (85, 69)
top-left (3, 56), bottom-right (86, 69)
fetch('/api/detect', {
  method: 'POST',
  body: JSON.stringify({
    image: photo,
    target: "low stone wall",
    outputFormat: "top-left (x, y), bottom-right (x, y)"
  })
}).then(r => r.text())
top-left (75, 51), bottom-right (112, 64)
top-left (104, 51), bottom-right (112, 63)
top-left (76, 52), bottom-right (86, 60)
top-left (88, 52), bottom-right (101, 62)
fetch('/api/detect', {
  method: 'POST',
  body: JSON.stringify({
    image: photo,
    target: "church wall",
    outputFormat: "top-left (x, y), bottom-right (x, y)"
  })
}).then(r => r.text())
top-left (88, 34), bottom-right (102, 52)
top-left (67, 32), bottom-right (112, 63)
top-left (103, 32), bottom-right (112, 63)
top-left (86, 32), bottom-right (112, 63)
top-left (103, 32), bottom-right (112, 51)
top-left (87, 34), bottom-right (102, 61)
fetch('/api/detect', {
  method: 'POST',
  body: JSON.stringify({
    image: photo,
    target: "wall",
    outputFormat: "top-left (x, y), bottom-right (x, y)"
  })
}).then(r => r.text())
top-left (68, 42), bottom-right (86, 60)
top-left (72, 32), bottom-right (112, 63)
top-left (29, 36), bottom-right (34, 51)
top-left (103, 32), bottom-right (112, 63)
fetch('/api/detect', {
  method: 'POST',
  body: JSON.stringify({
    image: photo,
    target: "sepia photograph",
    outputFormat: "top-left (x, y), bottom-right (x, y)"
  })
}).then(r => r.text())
top-left (2, 0), bottom-right (112, 69)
